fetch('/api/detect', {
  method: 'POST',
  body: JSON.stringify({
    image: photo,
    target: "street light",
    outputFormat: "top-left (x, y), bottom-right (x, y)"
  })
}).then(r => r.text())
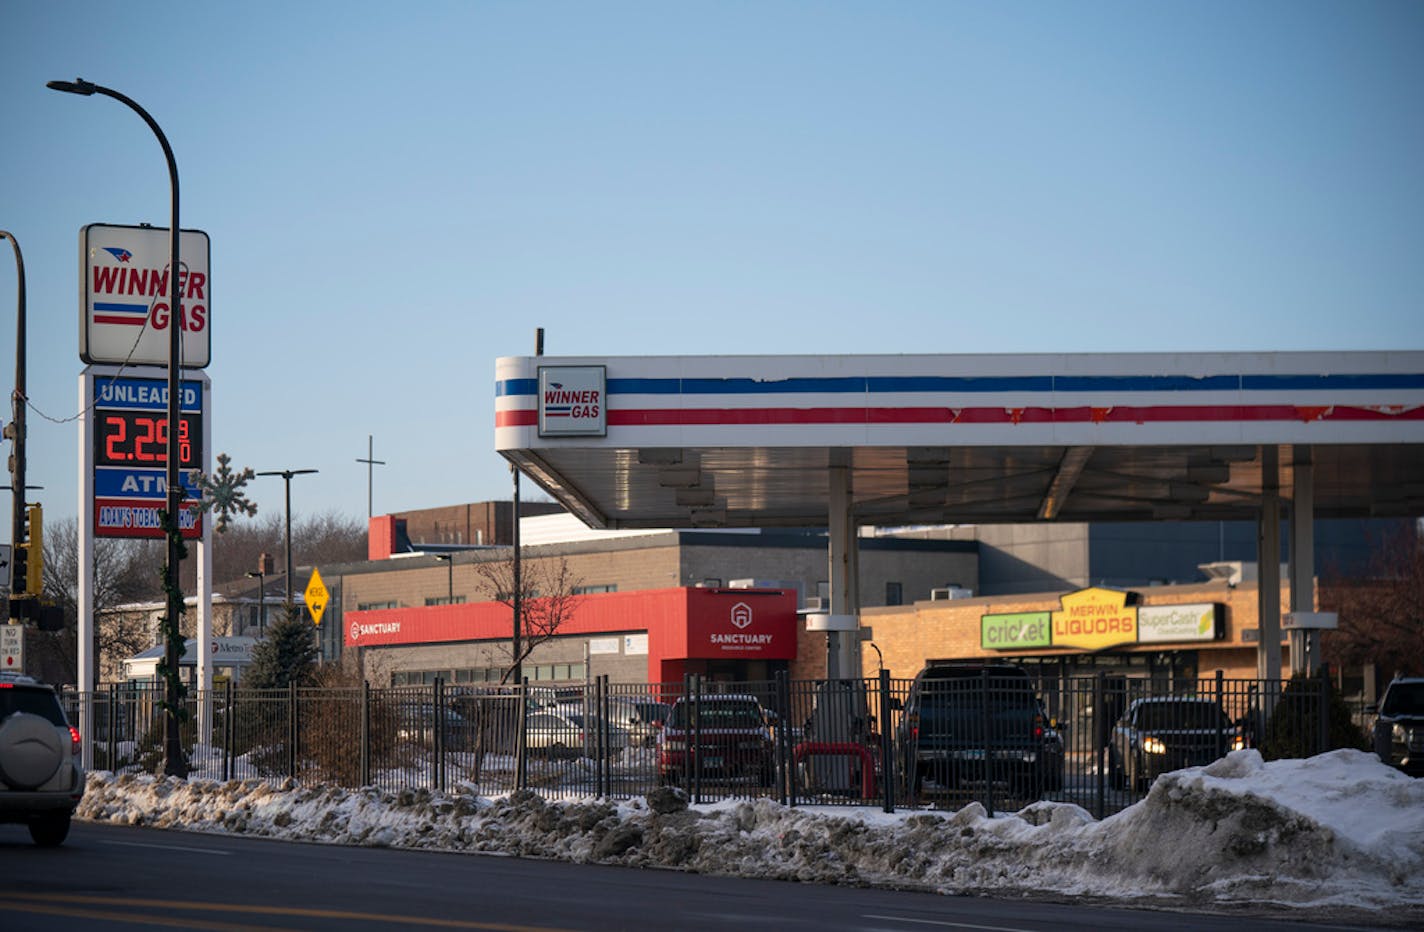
top-left (0, 230), bottom-right (28, 613)
top-left (256, 469), bottom-right (318, 614)
top-left (245, 570), bottom-right (267, 635)
top-left (49, 77), bottom-right (189, 778)
top-left (433, 554), bottom-right (453, 604)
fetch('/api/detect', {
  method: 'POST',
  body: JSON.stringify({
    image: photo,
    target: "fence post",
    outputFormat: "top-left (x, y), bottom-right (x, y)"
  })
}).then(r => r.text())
top-left (1317, 672), bottom-right (1330, 757)
top-left (1215, 669), bottom-right (1226, 761)
top-left (361, 680), bottom-right (371, 788)
top-left (775, 670), bottom-right (792, 807)
top-left (515, 678), bottom-right (529, 792)
top-left (980, 667), bottom-right (993, 817)
top-left (222, 679), bottom-right (232, 782)
top-left (680, 673), bottom-right (692, 799)
top-left (107, 681), bottom-right (118, 772)
top-left (879, 668), bottom-right (895, 814)
top-left (1093, 671), bottom-right (1105, 821)
top-left (595, 674), bottom-right (607, 798)
top-left (692, 674), bottom-right (703, 805)
top-left (435, 678), bottom-right (445, 793)
top-left (287, 681), bottom-right (298, 780)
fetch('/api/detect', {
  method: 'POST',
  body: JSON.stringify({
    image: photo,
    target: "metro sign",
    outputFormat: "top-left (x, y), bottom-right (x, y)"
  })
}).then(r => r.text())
top-left (81, 223), bottom-right (211, 368)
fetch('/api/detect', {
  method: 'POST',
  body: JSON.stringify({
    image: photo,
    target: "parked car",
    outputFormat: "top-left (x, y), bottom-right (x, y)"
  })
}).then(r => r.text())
top-left (658, 694), bottom-right (775, 787)
top-left (395, 704), bottom-right (476, 751)
top-left (1110, 696), bottom-right (1241, 791)
top-left (556, 698), bottom-right (668, 748)
top-left (526, 710), bottom-right (629, 759)
top-left (899, 662), bottom-right (1055, 800)
top-left (1369, 677), bottom-right (1424, 776)
top-left (0, 673), bottom-right (85, 846)
top-left (628, 699), bottom-right (671, 747)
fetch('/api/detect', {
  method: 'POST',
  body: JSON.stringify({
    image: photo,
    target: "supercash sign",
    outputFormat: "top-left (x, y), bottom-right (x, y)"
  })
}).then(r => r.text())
top-left (81, 224), bottom-right (211, 368)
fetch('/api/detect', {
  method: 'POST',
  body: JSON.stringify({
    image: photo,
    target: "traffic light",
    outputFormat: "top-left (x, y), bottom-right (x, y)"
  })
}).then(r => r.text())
top-left (13, 502), bottom-right (41, 598)
top-left (24, 503), bottom-right (41, 597)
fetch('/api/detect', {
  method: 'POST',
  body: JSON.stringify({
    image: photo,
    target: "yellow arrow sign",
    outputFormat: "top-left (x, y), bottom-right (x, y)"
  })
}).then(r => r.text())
top-left (305, 568), bottom-right (330, 627)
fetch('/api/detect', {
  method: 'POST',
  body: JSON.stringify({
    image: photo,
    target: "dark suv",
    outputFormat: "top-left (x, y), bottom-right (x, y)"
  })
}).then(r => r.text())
top-left (1371, 677), bottom-right (1424, 776)
top-left (657, 694), bottom-right (774, 787)
top-left (0, 673), bottom-right (86, 846)
top-left (1110, 696), bottom-right (1240, 791)
top-left (900, 662), bottom-right (1055, 800)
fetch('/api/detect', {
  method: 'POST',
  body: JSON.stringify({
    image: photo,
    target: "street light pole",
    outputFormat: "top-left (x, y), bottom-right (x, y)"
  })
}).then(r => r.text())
top-left (0, 231), bottom-right (26, 612)
top-left (48, 78), bottom-right (188, 778)
top-left (245, 570), bottom-right (266, 635)
top-left (256, 469), bottom-right (317, 614)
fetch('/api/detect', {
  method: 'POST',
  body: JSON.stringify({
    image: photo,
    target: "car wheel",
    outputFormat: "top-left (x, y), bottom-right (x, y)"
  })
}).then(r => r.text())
top-left (1108, 750), bottom-right (1126, 790)
top-left (29, 812), bottom-right (71, 848)
top-left (1014, 771), bottom-right (1043, 801)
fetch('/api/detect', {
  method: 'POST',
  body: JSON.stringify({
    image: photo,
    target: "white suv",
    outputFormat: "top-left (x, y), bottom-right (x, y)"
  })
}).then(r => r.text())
top-left (0, 672), bottom-right (86, 846)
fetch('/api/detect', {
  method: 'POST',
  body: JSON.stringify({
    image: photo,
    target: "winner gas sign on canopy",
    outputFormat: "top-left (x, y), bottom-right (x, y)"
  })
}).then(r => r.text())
top-left (81, 224), bottom-right (211, 368)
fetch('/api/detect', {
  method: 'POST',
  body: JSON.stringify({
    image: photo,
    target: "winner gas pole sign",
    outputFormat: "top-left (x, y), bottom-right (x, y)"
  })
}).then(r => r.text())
top-left (81, 223), bottom-right (211, 368)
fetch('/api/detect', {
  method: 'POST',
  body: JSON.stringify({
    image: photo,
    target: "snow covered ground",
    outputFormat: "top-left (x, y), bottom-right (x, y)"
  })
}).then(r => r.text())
top-left (77, 748), bottom-right (1423, 921)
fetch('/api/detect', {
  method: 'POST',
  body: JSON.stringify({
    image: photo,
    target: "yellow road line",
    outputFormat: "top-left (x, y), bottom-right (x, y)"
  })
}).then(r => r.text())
top-left (2, 891), bottom-right (568, 931)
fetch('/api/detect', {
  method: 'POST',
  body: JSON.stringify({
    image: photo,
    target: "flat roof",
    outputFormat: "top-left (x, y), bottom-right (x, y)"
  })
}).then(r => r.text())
top-left (495, 351), bottom-right (1424, 529)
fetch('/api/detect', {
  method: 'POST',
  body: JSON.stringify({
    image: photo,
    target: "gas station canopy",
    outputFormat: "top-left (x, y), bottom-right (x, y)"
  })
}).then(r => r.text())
top-left (496, 351), bottom-right (1424, 530)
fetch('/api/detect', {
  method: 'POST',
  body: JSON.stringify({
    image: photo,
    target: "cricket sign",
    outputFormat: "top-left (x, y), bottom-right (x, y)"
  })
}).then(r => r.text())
top-left (538, 366), bottom-right (606, 437)
top-left (81, 223), bottom-right (211, 368)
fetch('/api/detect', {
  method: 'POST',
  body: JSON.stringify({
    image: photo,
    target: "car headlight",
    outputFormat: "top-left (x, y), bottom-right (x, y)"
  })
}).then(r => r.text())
top-left (1141, 736), bottom-right (1167, 755)
top-left (1393, 723), bottom-right (1408, 742)
top-left (1231, 735), bottom-right (1245, 751)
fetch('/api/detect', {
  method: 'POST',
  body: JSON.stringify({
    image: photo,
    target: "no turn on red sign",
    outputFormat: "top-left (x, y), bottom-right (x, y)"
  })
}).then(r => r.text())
top-left (1, 624), bottom-right (23, 674)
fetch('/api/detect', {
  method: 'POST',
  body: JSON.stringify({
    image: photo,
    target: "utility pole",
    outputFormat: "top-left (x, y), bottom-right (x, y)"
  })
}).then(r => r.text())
top-left (1, 231), bottom-right (28, 617)
top-left (355, 435), bottom-right (385, 519)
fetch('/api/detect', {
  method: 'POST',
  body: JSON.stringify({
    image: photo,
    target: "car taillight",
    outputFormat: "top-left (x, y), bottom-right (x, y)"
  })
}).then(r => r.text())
top-left (69, 726), bottom-right (81, 754)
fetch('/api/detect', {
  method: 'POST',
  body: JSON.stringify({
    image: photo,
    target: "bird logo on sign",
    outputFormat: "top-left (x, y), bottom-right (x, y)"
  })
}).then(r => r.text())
top-left (102, 247), bottom-right (133, 262)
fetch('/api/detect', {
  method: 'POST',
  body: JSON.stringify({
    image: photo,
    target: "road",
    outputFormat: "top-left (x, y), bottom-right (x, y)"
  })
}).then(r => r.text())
top-left (0, 821), bottom-right (1388, 931)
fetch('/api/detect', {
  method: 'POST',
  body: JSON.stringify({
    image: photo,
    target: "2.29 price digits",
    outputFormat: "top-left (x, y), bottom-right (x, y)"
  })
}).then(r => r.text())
top-left (96, 412), bottom-right (202, 468)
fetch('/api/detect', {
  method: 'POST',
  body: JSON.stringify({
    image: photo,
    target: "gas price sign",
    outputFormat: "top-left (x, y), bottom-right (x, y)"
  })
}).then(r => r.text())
top-left (91, 374), bottom-right (206, 539)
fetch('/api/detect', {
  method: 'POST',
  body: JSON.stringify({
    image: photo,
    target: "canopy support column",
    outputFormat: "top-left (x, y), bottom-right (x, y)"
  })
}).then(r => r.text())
top-left (828, 454), bottom-right (860, 680)
top-left (1257, 445), bottom-right (1283, 681)
top-left (1289, 447), bottom-right (1318, 676)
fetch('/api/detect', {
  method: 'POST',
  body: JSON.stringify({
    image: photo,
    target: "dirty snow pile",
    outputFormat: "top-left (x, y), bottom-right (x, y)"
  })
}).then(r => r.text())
top-left (78, 749), bottom-right (1422, 913)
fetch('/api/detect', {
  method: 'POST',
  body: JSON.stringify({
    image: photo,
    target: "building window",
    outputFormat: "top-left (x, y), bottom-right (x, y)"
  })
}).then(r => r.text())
top-left (423, 596), bottom-right (468, 606)
top-left (357, 600), bottom-right (399, 611)
top-left (573, 584), bottom-right (617, 595)
top-left (885, 582), bottom-right (903, 606)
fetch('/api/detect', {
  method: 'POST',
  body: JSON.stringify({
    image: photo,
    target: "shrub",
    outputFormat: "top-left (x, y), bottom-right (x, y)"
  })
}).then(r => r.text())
top-left (1260, 671), bottom-right (1370, 761)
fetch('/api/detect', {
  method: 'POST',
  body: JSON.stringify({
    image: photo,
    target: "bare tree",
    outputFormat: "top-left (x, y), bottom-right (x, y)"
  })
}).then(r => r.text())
top-left (1321, 522), bottom-right (1424, 679)
top-left (472, 552), bottom-right (584, 684)
top-left (205, 510), bottom-right (367, 585)
top-left (33, 517), bottom-right (160, 686)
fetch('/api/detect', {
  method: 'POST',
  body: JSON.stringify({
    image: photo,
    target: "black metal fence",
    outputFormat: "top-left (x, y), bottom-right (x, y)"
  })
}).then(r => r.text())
top-left (63, 670), bottom-right (1365, 819)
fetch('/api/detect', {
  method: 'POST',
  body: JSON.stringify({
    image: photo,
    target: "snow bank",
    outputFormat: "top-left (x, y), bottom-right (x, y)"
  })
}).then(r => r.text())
top-left (77, 749), bottom-right (1424, 913)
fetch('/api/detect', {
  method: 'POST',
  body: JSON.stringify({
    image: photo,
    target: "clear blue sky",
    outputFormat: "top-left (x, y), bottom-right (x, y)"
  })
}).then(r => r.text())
top-left (2, 1), bottom-right (1421, 534)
